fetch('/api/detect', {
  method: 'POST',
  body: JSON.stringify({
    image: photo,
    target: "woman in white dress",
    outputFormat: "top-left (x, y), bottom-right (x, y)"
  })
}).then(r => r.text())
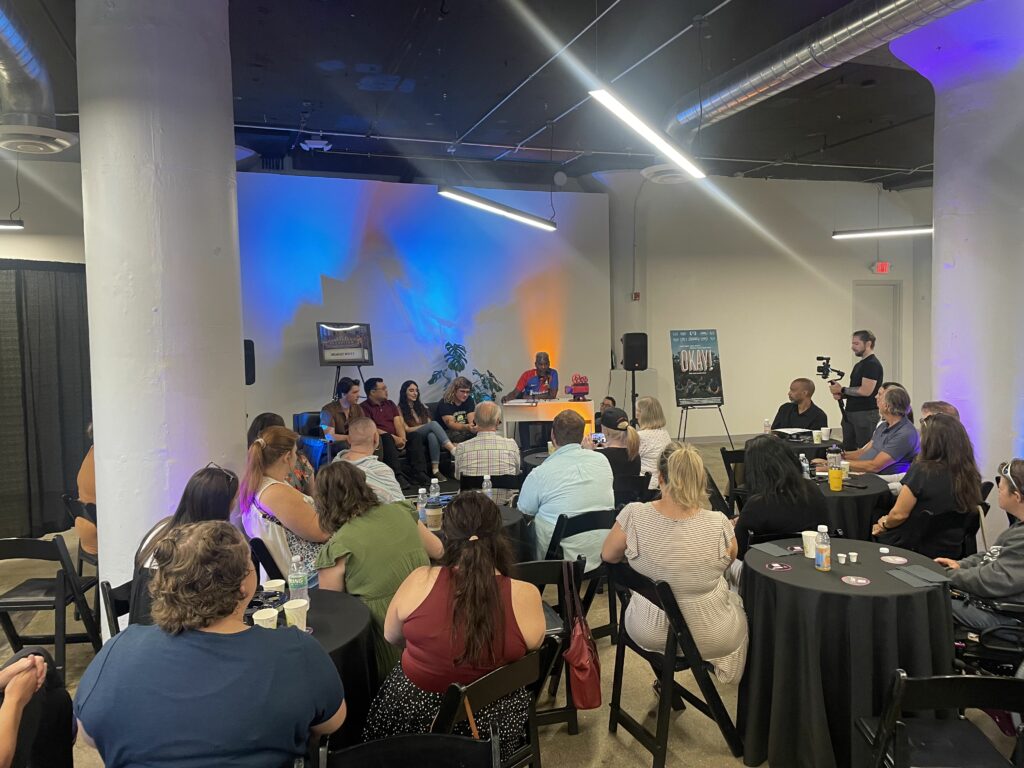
top-left (636, 396), bottom-right (672, 489)
top-left (602, 440), bottom-right (747, 683)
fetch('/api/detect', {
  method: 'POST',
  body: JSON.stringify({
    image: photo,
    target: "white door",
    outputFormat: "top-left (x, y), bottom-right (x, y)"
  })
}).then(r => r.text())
top-left (852, 281), bottom-right (901, 384)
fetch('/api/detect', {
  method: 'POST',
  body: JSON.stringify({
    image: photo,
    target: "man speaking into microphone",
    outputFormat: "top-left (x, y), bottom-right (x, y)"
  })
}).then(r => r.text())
top-left (831, 330), bottom-right (883, 449)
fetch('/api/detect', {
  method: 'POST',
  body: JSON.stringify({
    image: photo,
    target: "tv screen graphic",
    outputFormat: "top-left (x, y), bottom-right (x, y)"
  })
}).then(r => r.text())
top-left (316, 322), bottom-right (373, 367)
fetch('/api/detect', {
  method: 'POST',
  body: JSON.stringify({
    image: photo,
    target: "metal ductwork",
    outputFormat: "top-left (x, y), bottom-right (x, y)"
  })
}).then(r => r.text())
top-left (667, 0), bottom-right (976, 136)
top-left (0, 8), bottom-right (76, 154)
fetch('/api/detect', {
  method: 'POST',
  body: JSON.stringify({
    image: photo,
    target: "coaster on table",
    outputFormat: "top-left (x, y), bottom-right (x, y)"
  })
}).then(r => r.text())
top-left (841, 575), bottom-right (871, 587)
top-left (880, 555), bottom-right (909, 565)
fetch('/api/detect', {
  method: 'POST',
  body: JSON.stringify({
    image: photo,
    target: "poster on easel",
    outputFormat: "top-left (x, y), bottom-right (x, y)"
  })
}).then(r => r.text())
top-left (670, 329), bottom-right (724, 407)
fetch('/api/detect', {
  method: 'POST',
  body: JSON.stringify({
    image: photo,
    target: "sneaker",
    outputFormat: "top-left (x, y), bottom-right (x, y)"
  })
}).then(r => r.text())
top-left (432, 470), bottom-right (449, 483)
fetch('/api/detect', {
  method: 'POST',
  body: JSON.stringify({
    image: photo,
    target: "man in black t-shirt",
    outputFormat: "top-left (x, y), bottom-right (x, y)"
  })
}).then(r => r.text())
top-left (771, 378), bottom-right (828, 431)
top-left (831, 330), bottom-right (883, 450)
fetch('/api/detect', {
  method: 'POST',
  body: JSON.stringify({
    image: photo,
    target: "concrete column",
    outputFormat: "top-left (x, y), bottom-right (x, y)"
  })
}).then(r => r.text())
top-left (891, 0), bottom-right (1024, 500)
top-left (77, 0), bottom-right (247, 591)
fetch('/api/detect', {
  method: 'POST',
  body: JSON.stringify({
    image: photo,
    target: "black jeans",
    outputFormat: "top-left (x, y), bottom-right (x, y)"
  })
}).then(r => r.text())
top-left (0, 647), bottom-right (74, 768)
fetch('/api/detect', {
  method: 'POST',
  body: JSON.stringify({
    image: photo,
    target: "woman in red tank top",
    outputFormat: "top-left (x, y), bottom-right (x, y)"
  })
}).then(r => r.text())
top-left (362, 493), bottom-right (545, 758)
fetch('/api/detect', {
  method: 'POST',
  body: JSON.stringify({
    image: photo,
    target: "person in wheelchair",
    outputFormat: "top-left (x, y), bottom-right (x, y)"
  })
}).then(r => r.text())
top-left (936, 458), bottom-right (1024, 632)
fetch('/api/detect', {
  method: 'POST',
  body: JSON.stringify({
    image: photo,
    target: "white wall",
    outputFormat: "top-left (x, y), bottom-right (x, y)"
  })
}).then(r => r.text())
top-left (237, 173), bottom-right (611, 420)
top-left (590, 170), bottom-right (934, 438)
top-left (0, 158), bottom-right (84, 264)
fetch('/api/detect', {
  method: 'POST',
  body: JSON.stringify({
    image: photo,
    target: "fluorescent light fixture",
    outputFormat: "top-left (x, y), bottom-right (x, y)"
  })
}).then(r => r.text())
top-left (832, 225), bottom-right (933, 240)
top-left (589, 88), bottom-right (705, 180)
top-left (437, 186), bottom-right (557, 232)
top-left (0, 219), bottom-right (24, 230)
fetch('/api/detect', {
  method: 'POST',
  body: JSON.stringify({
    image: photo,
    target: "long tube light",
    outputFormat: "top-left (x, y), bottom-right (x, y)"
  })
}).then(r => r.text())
top-left (0, 219), bottom-right (24, 230)
top-left (437, 186), bottom-right (557, 232)
top-left (832, 225), bottom-right (933, 240)
top-left (589, 88), bottom-right (705, 180)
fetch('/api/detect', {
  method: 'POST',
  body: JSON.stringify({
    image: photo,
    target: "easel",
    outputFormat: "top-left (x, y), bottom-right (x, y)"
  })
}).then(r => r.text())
top-left (677, 404), bottom-right (734, 449)
top-left (331, 364), bottom-right (366, 400)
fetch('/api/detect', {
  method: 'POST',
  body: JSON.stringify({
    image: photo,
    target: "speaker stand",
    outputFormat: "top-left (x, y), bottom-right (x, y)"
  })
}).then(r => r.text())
top-left (677, 405), bottom-right (734, 449)
top-left (629, 369), bottom-right (639, 426)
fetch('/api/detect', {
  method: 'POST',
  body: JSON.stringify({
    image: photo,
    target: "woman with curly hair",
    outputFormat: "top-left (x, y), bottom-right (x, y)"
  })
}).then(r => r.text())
top-left (315, 461), bottom-right (442, 681)
top-left (73, 521), bottom-right (346, 767)
top-left (434, 376), bottom-right (477, 444)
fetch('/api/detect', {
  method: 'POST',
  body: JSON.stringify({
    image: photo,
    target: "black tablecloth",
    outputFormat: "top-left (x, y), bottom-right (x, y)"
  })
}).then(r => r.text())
top-left (308, 590), bottom-right (377, 748)
top-left (738, 540), bottom-right (954, 768)
top-left (814, 472), bottom-right (892, 540)
top-left (779, 437), bottom-right (842, 461)
top-left (522, 453), bottom-right (546, 470)
top-left (499, 505), bottom-right (534, 562)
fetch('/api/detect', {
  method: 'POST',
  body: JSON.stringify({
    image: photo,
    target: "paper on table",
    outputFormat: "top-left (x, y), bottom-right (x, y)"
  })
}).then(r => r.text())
top-left (749, 542), bottom-right (798, 557)
top-left (888, 569), bottom-right (932, 588)
top-left (902, 564), bottom-right (951, 583)
top-left (773, 428), bottom-right (812, 436)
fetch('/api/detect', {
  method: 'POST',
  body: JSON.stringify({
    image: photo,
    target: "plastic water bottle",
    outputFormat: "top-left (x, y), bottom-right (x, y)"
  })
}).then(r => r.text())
top-left (287, 555), bottom-right (309, 603)
top-left (482, 475), bottom-right (493, 500)
top-left (763, 419), bottom-right (771, 434)
top-left (814, 525), bottom-right (831, 572)
top-left (799, 453), bottom-right (811, 479)
top-left (429, 478), bottom-right (440, 503)
top-left (417, 488), bottom-right (428, 523)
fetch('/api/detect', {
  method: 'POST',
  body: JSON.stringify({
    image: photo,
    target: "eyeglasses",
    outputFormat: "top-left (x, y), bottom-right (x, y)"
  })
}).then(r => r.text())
top-left (205, 461), bottom-right (238, 485)
top-left (997, 461), bottom-right (1020, 494)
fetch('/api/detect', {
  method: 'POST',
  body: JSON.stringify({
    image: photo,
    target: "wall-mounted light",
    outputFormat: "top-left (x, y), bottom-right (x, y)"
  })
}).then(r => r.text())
top-left (832, 225), bottom-right (933, 240)
top-left (589, 88), bottom-right (705, 180)
top-left (437, 186), bottom-right (557, 232)
top-left (0, 219), bottom-right (24, 230)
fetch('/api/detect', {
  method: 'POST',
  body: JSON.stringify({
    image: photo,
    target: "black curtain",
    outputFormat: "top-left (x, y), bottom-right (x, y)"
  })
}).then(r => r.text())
top-left (0, 261), bottom-right (91, 537)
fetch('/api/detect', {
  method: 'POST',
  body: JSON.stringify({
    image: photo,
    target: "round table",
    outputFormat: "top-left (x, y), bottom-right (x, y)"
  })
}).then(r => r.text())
top-left (522, 453), bottom-right (547, 470)
top-left (814, 472), bottom-right (892, 540)
top-left (307, 589), bottom-right (377, 748)
top-left (738, 540), bottom-right (954, 768)
top-left (779, 437), bottom-right (842, 461)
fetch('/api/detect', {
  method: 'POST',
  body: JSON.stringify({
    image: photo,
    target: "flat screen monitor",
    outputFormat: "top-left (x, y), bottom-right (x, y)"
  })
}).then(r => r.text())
top-left (316, 322), bottom-right (373, 367)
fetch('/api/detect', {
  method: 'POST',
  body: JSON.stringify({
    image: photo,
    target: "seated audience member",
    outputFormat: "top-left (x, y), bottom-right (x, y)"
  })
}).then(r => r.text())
top-left (602, 442), bottom-right (748, 684)
top-left (937, 459), bottom-right (1024, 631)
top-left (364, 378), bottom-right (426, 486)
top-left (593, 407), bottom-right (642, 477)
top-left (399, 380), bottom-right (456, 481)
top-left (0, 649), bottom-right (72, 768)
top-left (771, 378), bottom-right (828, 431)
top-left (816, 386), bottom-right (919, 475)
top-left (75, 423), bottom-right (97, 558)
top-left (333, 417), bottom-right (405, 504)
top-left (365, 494), bottom-right (544, 760)
top-left (74, 522), bottom-right (346, 767)
top-left (435, 376), bottom-right (478, 444)
top-left (131, 464), bottom-right (239, 624)
top-left (240, 426), bottom-right (328, 579)
top-left (248, 412), bottom-right (314, 494)
top-left (453, 401), bottom-right (520, 485)
top-left (315, 462), bottom-right (442, 681)
top-left (736, 435), bottom-right (828, 558)
top-left (517, 410), bottom-right (614, 567)
top-left (872, 414), bottom-right (981, 557)
top-left (320, 377), bottom-right (364, 449)
top-left (920, 400), bottom-right (960, 421)
top-left (875, 381), bottom-right (913, 426)
top-left (636, 396), bottom-right (672, 489)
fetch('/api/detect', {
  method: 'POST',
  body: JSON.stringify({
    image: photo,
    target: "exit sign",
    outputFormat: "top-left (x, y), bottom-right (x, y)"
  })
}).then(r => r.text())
top-left (872, 261), bottom-right (891, 274)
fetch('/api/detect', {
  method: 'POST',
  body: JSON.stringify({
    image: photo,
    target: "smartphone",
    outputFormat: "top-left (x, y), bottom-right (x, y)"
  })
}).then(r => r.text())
top-left (591, 432), bottom-right (607, 445)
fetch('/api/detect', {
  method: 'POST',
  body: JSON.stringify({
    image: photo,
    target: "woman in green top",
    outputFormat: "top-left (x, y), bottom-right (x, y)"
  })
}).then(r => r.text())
top-left (315, 462), bottom-right (444, 680)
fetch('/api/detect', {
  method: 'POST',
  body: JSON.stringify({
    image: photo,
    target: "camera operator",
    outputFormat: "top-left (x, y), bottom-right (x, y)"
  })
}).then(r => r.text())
top-left (830, 330), bottom-right (883, 450)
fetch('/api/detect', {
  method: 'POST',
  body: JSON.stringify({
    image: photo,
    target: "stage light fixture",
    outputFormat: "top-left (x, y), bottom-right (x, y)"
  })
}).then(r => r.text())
top-left (437, 186), bottom-right (557, 232)
top-left (588, 88), bottom-right (705, 180)
top-left (831, 225), bottom-right (933, 240)
top-left (0, 219), bottom-right (24, 230)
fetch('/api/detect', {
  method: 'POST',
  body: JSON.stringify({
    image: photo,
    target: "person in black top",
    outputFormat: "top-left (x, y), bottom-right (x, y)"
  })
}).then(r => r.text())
top-left (771, 378), bottom-right (828, 431)
top-left (593, 407), bottom-right (642, 477)
top-left (734, 435), bottom-right (829, 558)
top-left (831, 330), bottom-right (883, 450)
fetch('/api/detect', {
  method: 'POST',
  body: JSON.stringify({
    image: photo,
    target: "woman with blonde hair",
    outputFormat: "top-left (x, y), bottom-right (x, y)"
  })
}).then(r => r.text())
top-left (74, 521), bottom-right (346, 767)
top-left (602, 441), bottom-right (747, 683)
top-left (636, 396), bottom-right (672, 489)
top-left (593, 407), bottom-right (641, 477)
top-left (434, 376), bottom-right (477, 444)
top-left (240, 426), bottom-right (328, 580)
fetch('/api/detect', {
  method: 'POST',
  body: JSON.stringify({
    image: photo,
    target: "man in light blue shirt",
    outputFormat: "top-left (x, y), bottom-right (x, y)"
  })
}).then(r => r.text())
top-left (517, 410), bottom-right (614, 570)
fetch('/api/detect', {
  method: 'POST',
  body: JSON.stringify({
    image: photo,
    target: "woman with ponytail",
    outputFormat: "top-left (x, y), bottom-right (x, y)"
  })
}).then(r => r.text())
top-left (602, 441), bottom-right (748, 683)
top-left (363, 493), bottom-right (544, 759)
top-left (240, 426), bottom-right (328, 580)
top-left (593, 407), bottom-right (642, 477)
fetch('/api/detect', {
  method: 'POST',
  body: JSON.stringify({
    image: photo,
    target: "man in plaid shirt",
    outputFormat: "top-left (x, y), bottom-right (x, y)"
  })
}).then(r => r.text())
top-left (454, 401), bottom-right (520, 479)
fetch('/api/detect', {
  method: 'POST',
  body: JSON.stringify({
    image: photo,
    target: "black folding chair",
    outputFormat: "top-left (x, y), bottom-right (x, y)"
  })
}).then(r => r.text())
top-left (325, 724), bottom-right (501, 768)
top-left (460, 474), bottom-right (524, 492)
top-left (606, 562), bottom-right (743, 768)
top-left (432, 651), bottom-right (542, 768)
top-left (100, 579), bottom-right (133, 637)
top-left (856, 669), bottom-right (1024, 768)
top-left (0, 536), bottom-right (103, 678)
top-left (720, 448), bottom-right (746, 514)
top-left (249, 537), bottom-right (284, 581)
top-left (705, 470), bottom-right (731, 518)
top-left (613, 474), bottom-right (652, 508)
top-left (510, 559), bottom-right (585, 735)
top-left (61, 493), bottom-right (100, 619)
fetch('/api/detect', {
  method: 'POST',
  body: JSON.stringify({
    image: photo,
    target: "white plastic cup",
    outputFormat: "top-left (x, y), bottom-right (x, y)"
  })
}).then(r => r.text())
top-left (849, 552), bottom-right (859, 564)
top-left (812, 430), bottom-right (823, 444)
top-left (836, 553), bottom-right (847, 565)
top-left (263, 579), bottom-right (285, 594)
top-left (283, 598), bottom-right (309, 630)
top-left (252, 608), bottom-right (278, 629)
top-left (801, 530), bottom-right (817, 559)
top-left (820, 427), bottom-right (831, 440)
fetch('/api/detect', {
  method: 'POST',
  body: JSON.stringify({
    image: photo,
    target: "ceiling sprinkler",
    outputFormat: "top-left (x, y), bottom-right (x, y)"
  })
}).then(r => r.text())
top-left (300, 132), bottom-right (332, 152)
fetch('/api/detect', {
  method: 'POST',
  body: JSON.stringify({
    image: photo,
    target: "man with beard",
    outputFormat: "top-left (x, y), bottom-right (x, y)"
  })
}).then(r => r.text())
top-left (830, 330), bottom-right (883, 449)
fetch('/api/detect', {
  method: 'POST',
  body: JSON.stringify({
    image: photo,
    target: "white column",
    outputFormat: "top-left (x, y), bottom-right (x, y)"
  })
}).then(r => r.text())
top-left (77, 0), bottom-right (247, 592)
top-left (892, 0), bottom-right (1024, 507)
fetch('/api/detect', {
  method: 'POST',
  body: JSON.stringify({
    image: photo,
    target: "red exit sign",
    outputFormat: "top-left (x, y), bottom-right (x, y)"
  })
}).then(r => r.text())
top-left (872, 261), bottom-right (891, 274)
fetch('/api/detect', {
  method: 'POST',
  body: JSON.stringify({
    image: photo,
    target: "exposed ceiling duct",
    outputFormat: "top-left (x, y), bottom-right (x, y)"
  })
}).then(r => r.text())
top-left (0, 8), bottom-right (77, 154)
top-left (666, 0), bottom-right (977, 138)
